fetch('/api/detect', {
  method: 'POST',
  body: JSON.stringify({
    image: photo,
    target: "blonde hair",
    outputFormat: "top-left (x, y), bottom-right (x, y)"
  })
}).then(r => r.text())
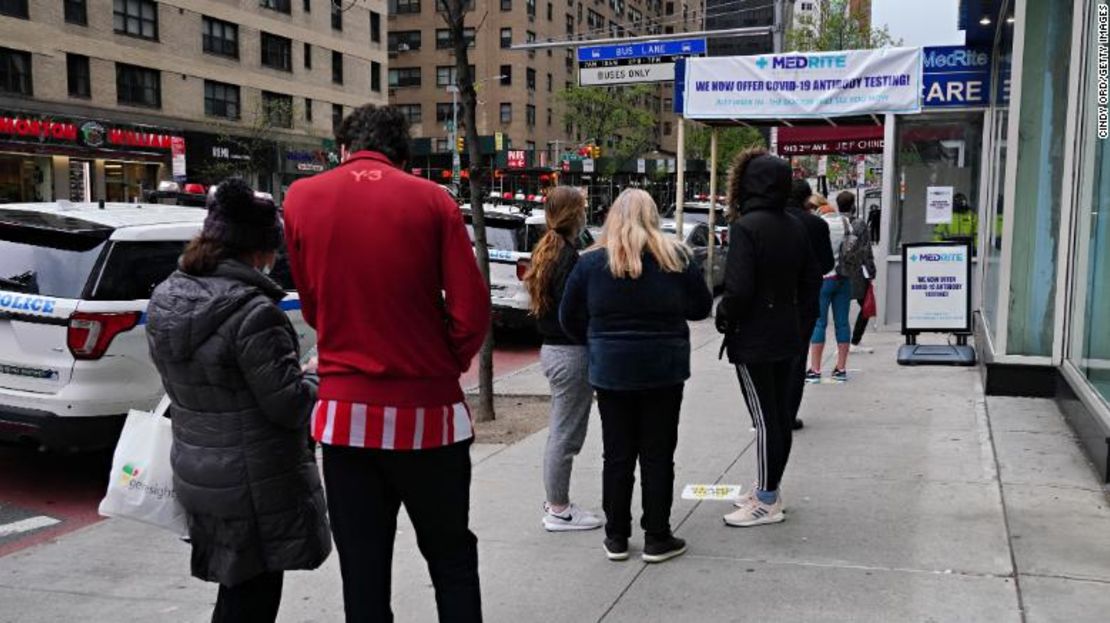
top-left (598, 189), bottom-right (687, 278)
top-left (805, 193), bottom-right (830, 213)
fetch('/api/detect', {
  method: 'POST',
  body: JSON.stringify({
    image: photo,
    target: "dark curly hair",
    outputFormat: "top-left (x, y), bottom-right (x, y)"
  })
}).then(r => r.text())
top-left (725, 147), bottom-right (769, 222)
top-left (335, 105), bottom-right (412, 165)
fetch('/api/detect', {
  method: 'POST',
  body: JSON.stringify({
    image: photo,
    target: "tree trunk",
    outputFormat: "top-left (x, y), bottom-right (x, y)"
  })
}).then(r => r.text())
top-left (445, 0), bottom-right (496, 421)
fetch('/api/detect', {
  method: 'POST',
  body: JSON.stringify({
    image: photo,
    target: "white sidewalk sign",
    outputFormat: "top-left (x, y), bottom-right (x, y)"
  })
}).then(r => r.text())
top-left (903, 243), bottom-right (971, 332)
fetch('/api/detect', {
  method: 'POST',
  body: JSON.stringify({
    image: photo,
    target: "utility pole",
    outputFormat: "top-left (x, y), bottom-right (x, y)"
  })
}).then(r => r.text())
top-left (448, 84), bottom-right (461, 187)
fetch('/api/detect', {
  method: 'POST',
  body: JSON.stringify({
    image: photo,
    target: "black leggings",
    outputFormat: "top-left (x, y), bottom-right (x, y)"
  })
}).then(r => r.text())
top-left (852, 302), bottom-right (870, 345)
top-left (736, 360), bottom-right (795, 493)
top-left (212, 571), bottom-right (283, 623)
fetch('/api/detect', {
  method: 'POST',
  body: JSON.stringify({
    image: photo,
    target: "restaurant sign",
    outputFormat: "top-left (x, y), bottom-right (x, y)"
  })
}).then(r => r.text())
top-left (0, 112), bottom-right (178, 151)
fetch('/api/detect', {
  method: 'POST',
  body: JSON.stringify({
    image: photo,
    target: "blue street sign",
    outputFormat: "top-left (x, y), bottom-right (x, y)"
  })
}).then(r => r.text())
top-left (577, 38), bottom-right (707, 62)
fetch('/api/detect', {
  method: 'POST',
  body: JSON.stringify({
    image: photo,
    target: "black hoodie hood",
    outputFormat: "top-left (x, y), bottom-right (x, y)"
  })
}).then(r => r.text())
top-left (739, 155), bottom-right (792, 215)
top-left (146, 260), bottom-right (285, 362)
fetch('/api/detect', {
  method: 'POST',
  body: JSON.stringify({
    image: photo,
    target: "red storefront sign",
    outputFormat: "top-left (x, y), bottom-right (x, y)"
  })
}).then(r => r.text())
top-left (0, 112), bottom-right (177, 152)
top-left (507, 150), bottom-right (526, 169)
top-left (0, 117), bottom-right (78, 142)
top-left (777, 125), bottom-right (885, 156)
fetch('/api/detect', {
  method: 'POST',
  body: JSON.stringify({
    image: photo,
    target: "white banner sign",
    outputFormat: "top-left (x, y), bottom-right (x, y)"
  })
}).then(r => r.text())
top-left (637, 159), bottom-right (646, 173)
top-left (579, 62), bottom-right (675, 86)
top-left (904, 244), bottom-right (971, 332)
top-left (926, 186), bottom-right (954, 224)
top-left (582, 158), bottom-right (595, 173)
top-left (684, 47), bottom-right (922, 119)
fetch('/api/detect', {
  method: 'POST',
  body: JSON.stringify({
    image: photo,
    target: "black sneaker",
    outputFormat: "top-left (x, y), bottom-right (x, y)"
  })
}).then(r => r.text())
top-left (792, 418), bottom-right (805, 430)
top-left (642, 536), bottom-right (687, 563)
top-left (603, 537), bottom-right (629, 561)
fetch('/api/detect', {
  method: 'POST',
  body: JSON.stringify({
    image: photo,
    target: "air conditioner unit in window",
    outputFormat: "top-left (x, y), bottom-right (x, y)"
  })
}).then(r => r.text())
top-left (398, 43), bottom-right (411, 52)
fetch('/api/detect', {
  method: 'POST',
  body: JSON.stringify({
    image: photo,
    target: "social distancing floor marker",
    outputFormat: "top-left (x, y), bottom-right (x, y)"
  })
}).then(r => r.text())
top-left (0, 515), bottom-right (61, 537)
top-left (682, 484), bottom-right (743, 501)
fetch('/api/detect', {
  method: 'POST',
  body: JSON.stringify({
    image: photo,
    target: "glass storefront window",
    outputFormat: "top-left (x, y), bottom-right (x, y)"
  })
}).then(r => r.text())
top-left (1005, 0), bottom-right (1075, 356)
top-left (982, 2), bottom-right (1013, 347)
top-left (891, 112), bottom-right (984, 255)
top-left (104, 161), bottom-right (159, 203)
top-left (1069, 0), bottom-right (1110, 404)
top-left (0, 155), bottom-right (52, 203)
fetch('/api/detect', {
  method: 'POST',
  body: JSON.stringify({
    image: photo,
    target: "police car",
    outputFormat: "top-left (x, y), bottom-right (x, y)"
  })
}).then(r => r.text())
top-left (460, 203), bottom-right (593, 329)
top-left (0, 201), bottom-right (312, 451)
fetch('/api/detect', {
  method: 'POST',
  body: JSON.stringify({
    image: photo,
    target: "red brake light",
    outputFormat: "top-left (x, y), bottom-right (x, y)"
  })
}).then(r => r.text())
top-left (67, 312), bottom-right (142, 360)
top-left (183, 183), bottom-right (206, 194)
top-left (516, 258), bottom-right (532, 281)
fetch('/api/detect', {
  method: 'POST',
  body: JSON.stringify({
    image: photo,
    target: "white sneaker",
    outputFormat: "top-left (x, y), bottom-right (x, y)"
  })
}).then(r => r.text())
top-left (543, 503), bottom-right (603, 532)
top-left (849, 344), bottom-right (874, 354)
top-left (723, 494), bottom-right (785, 527)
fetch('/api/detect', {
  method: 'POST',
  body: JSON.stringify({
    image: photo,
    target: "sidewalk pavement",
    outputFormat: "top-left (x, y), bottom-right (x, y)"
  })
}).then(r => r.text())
top-left (2, 323), bottom-right (1109, 622)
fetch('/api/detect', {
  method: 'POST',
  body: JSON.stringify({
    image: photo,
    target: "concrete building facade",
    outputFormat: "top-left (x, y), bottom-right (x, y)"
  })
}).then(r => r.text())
top-left (0, 0), bottom-right (387, 203)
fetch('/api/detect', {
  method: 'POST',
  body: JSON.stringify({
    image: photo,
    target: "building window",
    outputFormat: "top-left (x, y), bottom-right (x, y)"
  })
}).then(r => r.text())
top-left (526, 0), bottom-right (535, 17)
top-left (304, 42), bottom-right (312, 69)
top-left (261, 32), bottom-right (292, 72)
top-left (526, 68), bottom-right (536, 90)
top-left (389, 0), bottom-right (420, 14)
top-left (546, 72), bottom-right (552, 92)
top-left (500, 28), bottom-right (512, 49)
top-left (436, 103), bottom-right (458, 123)
top-left (260, 0), bottom-right (291, 14)
top-left (435, 0), bottom-right (472, 11)
top-left (388, 31), bottom-right (422, 52)
top-left (331, 3), bottom-right (342, 29)
top-left (303, 0), bottom-right (310, 11)
top-left (0, 47), bottom-right (31, 96)
top-left (526, 141), bottom-right (535, 152)
top-left (500, 103), bottom-right (511, 123)
top-left (204, 80), bottom-right (240, 119)
top-left (116, 63), bottom-right (160, 108)
top-left (500, 65), bottom-right (512, 85)
top-left (436, 65), bottom-right (471, 87)
top-left (305, 98), bottom-right (313, 123)
top-left (526, 30), bottom-right (536, 43)
top-left (565, 13), bottom-right (574, 36)
top-left (370, 61), bottom-right (381, 92)
top-left (202, 17), bottom-right (238, 59)
top-left (370, 11), bottom-right (381, 43)
top-left (332, 50), bottom-right (343, 84)
top-left (663, 121), bottom-right (672, 135)
top-left (66, 53), bottom-right (91, 98)
top-left (0, 0), bottom-right (28, 19)
top-left (388, 67), bottom-right (421, 87)
top-left (262, 91), bottom-right (293, 128)
top-left (332, 104), bottom-right (344, 132)
top-left (546, 107), bottom-right (551, 126)
top-left (113, 0), bottom-right (158, 40)
top-left (501, 0), bottom-right (510, 10)
top-left (397, 104), bottom-right (421, 124)
top-left (526, 104), bottom-right (535, 126)
top-left (438, 28), bottom-right (476, 49)
top-left (64, 0), bottom-right (88, 25)
top-left (546, 2), bottom-right (552, 20)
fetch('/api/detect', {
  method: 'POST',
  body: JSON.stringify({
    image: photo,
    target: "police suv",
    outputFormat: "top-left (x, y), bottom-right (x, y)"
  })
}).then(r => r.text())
top-left (0, 201), bottom-right (312, 451)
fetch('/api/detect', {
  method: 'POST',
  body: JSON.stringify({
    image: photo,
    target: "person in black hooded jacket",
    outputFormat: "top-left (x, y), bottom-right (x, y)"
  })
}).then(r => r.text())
top-left (147, 179), bottom-right (330, 623)
top-left (715, 149), bottom-right (822, 528)
top-left (784, 179), bottom-right (835, 430)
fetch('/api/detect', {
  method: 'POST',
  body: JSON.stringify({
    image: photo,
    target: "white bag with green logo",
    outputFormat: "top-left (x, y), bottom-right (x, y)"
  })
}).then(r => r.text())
top-left (98, 397), bottom-right (188, 537)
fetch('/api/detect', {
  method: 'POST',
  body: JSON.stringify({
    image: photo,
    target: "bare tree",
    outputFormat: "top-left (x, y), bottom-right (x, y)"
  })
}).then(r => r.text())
top-left (440, 0), bottom-right (496, 421)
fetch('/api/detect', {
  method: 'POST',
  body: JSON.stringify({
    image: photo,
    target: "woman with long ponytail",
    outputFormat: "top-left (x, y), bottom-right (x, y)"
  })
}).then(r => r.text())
top-left (525, 186), bottom-right (603, 532)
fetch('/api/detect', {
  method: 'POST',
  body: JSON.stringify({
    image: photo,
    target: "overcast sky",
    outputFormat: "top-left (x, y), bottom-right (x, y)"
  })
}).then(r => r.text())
top-left (871, 0), bottom-right (965, 48)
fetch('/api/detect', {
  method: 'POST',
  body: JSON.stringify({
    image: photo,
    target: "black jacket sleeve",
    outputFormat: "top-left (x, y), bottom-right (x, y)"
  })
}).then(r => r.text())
top-left (719, 221), bottom-right (756, 328)
top-left (558, 259), bottom-right (590, 344)
top-left (235, 298), bottom-right (318, 430)
top-left (683, 252), bottom-right (714, 321)
top-left (814, 217), bottom-right (835, 275)
top-left (797, 236), bottom-right (823, 325)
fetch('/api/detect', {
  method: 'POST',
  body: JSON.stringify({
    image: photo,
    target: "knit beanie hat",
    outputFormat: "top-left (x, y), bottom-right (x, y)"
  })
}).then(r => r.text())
top-left (202, 179), bottom-right (283, 252)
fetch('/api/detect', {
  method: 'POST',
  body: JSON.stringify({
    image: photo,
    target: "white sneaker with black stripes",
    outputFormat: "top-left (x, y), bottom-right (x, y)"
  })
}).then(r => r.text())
top-left (723, 494), bottom-right (785, 527)
top-left (543, 503), bottom-right (603, 532)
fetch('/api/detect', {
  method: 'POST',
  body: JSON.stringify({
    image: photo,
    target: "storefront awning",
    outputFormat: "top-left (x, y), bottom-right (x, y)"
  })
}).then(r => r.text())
top-left (776, 125), bottom-right (885, 156)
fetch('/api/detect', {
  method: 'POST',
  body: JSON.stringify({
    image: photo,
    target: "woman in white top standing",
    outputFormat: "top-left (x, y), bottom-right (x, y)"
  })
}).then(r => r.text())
top-left (807, 192), bottom-right (856, 383)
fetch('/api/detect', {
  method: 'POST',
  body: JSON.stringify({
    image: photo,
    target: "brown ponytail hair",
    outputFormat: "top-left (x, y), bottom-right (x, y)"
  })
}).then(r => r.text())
top-left (525, 186), bottom-right (586, 316)
top-left (180, 235), bottom-right (230, 275)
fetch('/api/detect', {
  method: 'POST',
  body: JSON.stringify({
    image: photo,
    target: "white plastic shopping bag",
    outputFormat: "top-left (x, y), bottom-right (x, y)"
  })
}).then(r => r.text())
top-left (98, 397), bottom-right (188, 536)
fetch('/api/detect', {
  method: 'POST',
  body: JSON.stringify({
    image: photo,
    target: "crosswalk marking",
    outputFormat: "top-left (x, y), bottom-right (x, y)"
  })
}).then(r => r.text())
top-left (0, 515), bottom-right (61, 537)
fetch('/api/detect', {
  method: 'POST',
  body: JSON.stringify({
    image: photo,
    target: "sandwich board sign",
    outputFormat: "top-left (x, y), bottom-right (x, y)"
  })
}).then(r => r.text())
top-left (578, 39), bottom-right (706, 86)
top-left (898, 241), bottom-right (975, 366)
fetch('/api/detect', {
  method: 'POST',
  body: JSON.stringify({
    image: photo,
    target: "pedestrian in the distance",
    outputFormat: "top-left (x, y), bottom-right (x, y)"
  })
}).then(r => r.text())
top-left (560, 189), bottom-right (713, 564)
top-left (784, 180), bottom-right (835, 431)
top-left (808, 190), bottom-right (864, 383)
top-left (840, 191), bottom-right (878, 354)
top-left (716, 149), bottom-right (821, 527)
top-left (146, 179), bottom-right (331, 623)
top-left (524, 185), bottom-right (603, 532)
top-left (283, 105), bottom-right (490, 622)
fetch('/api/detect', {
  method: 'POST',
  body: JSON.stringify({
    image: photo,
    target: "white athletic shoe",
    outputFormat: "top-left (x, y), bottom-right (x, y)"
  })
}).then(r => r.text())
top-left (543, 503), bottom-right (603, 532)
top-left (724, 494), bottom-right (785, 527)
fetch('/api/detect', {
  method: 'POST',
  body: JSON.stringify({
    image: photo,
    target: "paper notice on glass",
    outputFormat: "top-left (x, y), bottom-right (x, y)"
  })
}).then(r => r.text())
top-left (926, 186), bottom-right (954, 224)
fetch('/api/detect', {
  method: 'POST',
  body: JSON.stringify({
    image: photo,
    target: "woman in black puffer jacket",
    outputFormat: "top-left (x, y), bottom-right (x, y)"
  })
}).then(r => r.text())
top-left (146, 179), bottom-right (330, 623)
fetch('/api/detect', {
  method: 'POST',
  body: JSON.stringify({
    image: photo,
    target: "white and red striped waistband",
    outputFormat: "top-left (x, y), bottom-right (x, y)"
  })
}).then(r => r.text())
top-left (311, 400), bottom-right (473, 450)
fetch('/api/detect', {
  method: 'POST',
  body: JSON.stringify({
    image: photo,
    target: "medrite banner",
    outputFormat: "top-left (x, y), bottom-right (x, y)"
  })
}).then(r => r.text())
top-left (683, 47), bottom-right (923, 120)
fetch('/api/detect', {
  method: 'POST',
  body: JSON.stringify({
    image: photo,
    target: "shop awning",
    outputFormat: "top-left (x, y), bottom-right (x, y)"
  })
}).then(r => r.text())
top-left (776, 125), bottom-right (885, 156)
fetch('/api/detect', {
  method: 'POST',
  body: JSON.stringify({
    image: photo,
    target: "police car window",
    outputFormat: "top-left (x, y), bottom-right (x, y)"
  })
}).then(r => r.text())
top-left (0, 223), bottom-right (107, 299)
top-left (269, 247), bottom-right (296, 291)
top-left (464, 223), bottom-right (523, 252)
top-left (91, 241), bottom-right (185, 301)
top-left (688, 225), bottom-right (710, 247)
top-left (525, 223), bottom-right (547, 251)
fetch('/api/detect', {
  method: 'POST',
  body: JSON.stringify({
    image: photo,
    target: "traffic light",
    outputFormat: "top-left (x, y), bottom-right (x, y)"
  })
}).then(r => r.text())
top-left (456, 136), bottom-right (465, 153)
top-left (591, 145), bottom-right (602, 159)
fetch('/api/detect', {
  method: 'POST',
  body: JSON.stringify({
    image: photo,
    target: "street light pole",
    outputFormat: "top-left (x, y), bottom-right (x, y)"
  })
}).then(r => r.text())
top-left (448, 85), bottom-right (461, 187)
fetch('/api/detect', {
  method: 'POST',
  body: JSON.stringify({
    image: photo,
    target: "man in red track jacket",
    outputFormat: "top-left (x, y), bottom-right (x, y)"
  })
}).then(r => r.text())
top-left (283, 105), bottom-right (489, 622)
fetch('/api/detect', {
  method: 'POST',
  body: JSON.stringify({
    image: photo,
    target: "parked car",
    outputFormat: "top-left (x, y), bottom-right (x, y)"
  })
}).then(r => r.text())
top-left (0, 201), bottom-right (314, 451)
top-left (460, 204), bottom-right (593, 329)
top-left (661, 219), bottom-right (727, 292)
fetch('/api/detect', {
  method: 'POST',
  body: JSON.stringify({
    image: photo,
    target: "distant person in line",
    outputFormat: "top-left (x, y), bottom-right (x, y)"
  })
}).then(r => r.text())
top-left (524, 186), bottom-right (603, 532)
top-left (716, 149), bottom-right (821, 527)
top-left (284, 105), bottom-right (490, 622)
top-left (146, 179), bottom-right (331, 623)
top-left (867, 204), bottom-right (881, 244)
top-left (560, 189), bottom-right (712, 563)
top-left (841, 192), bottom-right (878, 354)
top-left (805, 193), bottom-right (834, 216)
top-left (808, 191), bottom-right (870, 383)
top-left (784, 179), bottom-right (835, 431)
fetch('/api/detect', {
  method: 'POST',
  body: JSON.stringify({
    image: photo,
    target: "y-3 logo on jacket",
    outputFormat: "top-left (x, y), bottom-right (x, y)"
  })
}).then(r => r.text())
top-left (350, 170), bottom-right (383, 182)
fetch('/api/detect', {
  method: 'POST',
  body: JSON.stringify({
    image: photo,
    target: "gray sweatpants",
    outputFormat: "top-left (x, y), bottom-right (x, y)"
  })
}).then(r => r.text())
top-left (540, 344), bottom-right (593, 506)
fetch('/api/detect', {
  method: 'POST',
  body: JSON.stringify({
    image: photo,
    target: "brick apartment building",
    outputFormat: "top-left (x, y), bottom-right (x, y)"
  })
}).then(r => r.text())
top-left (0, 0), bottom-right (387, 204)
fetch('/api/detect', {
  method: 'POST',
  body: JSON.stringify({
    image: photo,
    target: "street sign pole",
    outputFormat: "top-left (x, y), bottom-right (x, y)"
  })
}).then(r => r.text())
top-left (448, 85), bottom-right (461, 186)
